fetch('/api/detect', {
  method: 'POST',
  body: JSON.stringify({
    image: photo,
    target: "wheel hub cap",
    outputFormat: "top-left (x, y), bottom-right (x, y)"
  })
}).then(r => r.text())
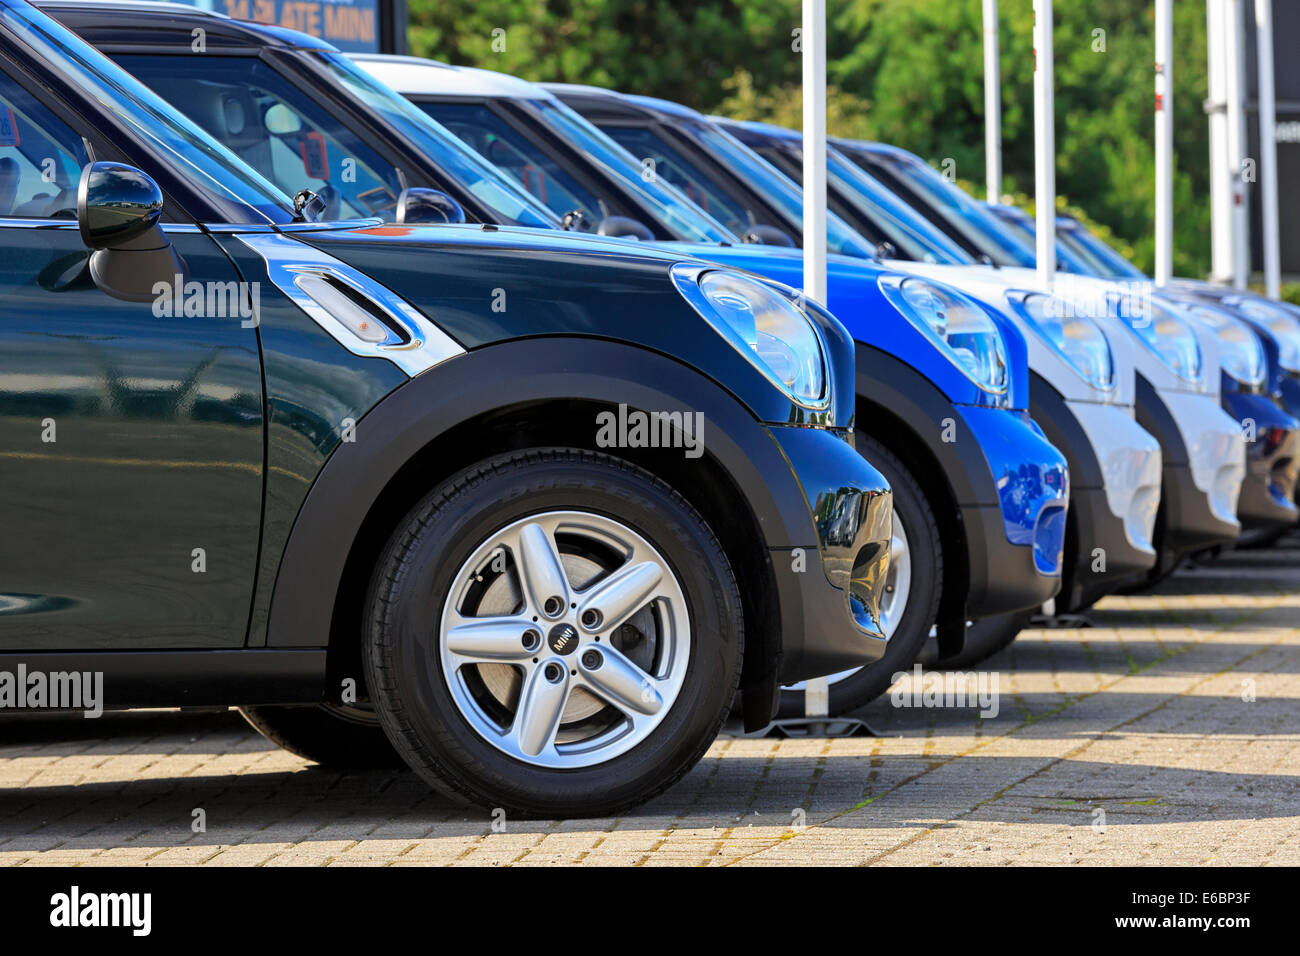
top-left (440, 511), bottom-right (691, 769)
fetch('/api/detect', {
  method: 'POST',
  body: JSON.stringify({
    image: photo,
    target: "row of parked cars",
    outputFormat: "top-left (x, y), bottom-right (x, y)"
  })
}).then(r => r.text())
top-left (2, 0), bottom-right (1296, 817)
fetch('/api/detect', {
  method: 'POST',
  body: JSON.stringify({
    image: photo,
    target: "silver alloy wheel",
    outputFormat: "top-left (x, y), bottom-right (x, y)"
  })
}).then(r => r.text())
top-left (439, 511), bottom-right (691, 769)
top-left (785, 506), bottom-right (912, 691)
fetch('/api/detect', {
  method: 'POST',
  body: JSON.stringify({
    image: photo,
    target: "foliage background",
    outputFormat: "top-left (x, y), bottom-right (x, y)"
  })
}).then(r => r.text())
top-left (406, 0), bottom-right (1213, 277)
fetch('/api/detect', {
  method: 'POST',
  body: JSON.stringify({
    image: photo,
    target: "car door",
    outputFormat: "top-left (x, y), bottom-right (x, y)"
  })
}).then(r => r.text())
top-left (0, 63), bottom-right (264, 650)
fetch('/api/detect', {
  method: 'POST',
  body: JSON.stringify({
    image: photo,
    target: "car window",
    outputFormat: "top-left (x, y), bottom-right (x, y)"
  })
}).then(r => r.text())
top-left (860, 151), bottom-right (1033, 268)
top-left (1062, 224), bottom-right (1147, 280)
top-left (114, 54), bottom-right (403, 221)
top-left (680, 121), bottom-right (873, 258)
top-left (601, 124), bottom-right (755, 235)
top-left (417, 101), bottom-right (607, 223)
top-left (531, 100), bottom-right (736, 243)
top-left (0, 71), bottom-right (89, 219)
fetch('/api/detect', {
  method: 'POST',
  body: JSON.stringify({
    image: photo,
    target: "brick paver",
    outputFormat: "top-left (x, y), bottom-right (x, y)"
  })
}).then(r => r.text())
top-left (2, 535), bottom-right (1298, 866)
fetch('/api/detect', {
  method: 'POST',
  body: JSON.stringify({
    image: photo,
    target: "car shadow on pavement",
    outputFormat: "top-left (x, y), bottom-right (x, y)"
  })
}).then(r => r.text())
top-left (1, 702), bottom-right (1298, 854)
top-left (0, 750), bottom-right (1295, 853)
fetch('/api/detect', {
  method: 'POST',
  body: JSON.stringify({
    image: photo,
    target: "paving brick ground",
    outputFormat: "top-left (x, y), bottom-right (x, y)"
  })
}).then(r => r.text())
top-left (2, 533), bottom-right (1297, 866)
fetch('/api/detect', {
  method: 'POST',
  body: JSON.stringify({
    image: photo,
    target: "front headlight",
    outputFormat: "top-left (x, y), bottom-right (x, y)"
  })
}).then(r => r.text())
top-left (671, 264), bottom-right (827, 406)
top-left (1011, 292), bottom-right (1114, 390)
top-left (1186, 305), bottom-right (1266, 388)
top-left (1117, 297), bottom-right (1203, 383)
top-left (1225, 296), bottom-right (1300, 373)
top-left (878, 276), bottom-right (1008, 394)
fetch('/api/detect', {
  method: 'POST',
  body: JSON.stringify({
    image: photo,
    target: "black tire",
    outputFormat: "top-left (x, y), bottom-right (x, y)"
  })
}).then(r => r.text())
top-left (918, 609), bottom-right (1034, 670)
top-left (777, 433), bottom-right (942, 717)
top-left (363, 448), bottom-right (743, 818)
top-left (238, 703), bottom-right (406, 769)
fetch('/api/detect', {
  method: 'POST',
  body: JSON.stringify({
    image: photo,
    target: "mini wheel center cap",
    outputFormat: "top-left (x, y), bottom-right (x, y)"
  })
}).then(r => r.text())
top-left (547, 622), bottom-right (580, 656)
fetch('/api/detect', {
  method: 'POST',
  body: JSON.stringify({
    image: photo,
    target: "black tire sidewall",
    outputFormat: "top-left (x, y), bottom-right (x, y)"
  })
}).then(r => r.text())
top-left (365, 451), bottom-right (741, 816)
top-left (237, 704), bottom-right (405, 768)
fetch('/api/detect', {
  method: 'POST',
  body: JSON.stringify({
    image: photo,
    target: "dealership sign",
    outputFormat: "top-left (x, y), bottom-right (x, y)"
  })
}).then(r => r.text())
top-left (173, 0), bottom-right (384, 53)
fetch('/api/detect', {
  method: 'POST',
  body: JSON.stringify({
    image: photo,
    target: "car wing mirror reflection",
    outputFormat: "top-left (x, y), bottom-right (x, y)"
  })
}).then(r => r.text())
top-left (76, 161), bottom-right (187, 303)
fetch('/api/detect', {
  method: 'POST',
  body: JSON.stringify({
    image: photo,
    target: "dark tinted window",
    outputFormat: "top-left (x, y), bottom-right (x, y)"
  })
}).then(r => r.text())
top-left (417, 101), bottom-right (605, 222)
top-left (0, 72), bottom-right (89, 218)
top-left (115, 54), bottom-right (403, 220)
top-left (600, 125), bottom-right (756, 234)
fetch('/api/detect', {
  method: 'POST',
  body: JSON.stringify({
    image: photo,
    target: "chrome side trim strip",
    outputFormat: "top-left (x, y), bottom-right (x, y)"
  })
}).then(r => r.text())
top-left (237, 231), bottom-right (464, 378)
top-left (0, 218), bottom-right (79, 229)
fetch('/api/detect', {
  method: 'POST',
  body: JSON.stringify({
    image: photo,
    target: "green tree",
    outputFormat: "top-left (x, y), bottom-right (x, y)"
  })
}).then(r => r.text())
top-left (406, 0), bottom-right (1214, 276)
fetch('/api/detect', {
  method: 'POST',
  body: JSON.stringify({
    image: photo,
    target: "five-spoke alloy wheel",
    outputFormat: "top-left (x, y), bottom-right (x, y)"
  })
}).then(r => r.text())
top-left (364, 449), bottom-right (742, 818)
top-left (439, 511), bottom-right (691, 768)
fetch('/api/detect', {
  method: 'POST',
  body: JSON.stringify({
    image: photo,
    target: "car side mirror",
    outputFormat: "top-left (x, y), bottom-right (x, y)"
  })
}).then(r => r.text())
top-left (741, 224), bottom-right (796, 247)
top-left (77, 162), bottom-right (186, 303)
top-left (397, 187), bottom-right (466, 224)
top-left (597, 215), bottom-right (654, 241)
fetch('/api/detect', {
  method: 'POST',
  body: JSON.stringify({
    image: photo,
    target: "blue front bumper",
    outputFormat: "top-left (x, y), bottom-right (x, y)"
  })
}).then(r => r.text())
top-left (963, 406), bottom-right (1070, 572)
top-left (1222, 390), bottom-right (1300, 529)
top-left (958, 406), bottom-right (1070, 611)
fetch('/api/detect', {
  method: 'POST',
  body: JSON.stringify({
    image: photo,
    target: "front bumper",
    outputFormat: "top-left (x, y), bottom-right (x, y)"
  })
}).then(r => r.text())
top-left (1028, 374), bottom-right (1163, 612)
top-left (1136, 381), bottom-right (1244, 573)
top-left (958, 406), bottom-right (1069, 618)
top-left (1223, 391), bottom-right (1300, 531)
top-left (767, 425), bottom-right (892, 684)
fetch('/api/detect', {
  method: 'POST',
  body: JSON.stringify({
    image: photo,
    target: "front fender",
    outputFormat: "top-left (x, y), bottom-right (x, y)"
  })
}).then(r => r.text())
top-left (264, 337), bottom-right (831, 652)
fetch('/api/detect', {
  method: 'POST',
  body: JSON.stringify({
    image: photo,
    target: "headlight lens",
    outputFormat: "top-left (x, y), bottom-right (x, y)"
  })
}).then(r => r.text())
top-left (1187, 305), bottom-right (1266, 387)
top-left (1013, 292), bottom-right (1114, 390)
top-left (1118, 297), bottom-right (1203, 382)
top-left (880, 277), bottom-right (1008, 393)
top-left (677, 267), bottom-right (827, 405)
top-left (1225, 296), bottom-right (1300, 373)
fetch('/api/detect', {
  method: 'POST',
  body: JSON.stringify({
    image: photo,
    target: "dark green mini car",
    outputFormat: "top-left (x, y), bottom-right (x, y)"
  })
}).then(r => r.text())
top-left (0, 0), bottom-right (892, 816)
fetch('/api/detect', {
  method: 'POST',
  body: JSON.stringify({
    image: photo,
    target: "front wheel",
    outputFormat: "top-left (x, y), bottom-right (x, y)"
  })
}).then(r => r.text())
top-left (364, 449), bottom-right (743, 818)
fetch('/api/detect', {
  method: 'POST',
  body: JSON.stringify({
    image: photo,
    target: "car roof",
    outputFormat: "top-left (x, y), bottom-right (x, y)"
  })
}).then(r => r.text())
top-left (538, 84), bottom-right (655, 119)
top-left (834, 139), bottom-right (917, 162)
top-left (620, 94), bottom-right (706, 121)
top-left (34, 0), bottom-right (335, 51)
top-left (350, 54), bottom-right (552, 100)
top-left (709, 116), bottom-right (799, 142)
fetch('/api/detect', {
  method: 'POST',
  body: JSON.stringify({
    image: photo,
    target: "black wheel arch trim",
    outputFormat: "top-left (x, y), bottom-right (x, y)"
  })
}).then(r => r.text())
top-left (854, 343), bottom-right (1000, 508)
top-left (261, 338), bottom-right (824, 695)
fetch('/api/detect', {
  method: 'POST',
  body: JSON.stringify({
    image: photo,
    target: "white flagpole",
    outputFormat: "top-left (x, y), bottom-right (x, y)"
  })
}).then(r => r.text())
top-left (1154, 0), bottom-right (1173, 286)
top-left (1225, 0), bottom-right (1250, 288)
top-left (1255, 0), bottom-right (1281, 298)
top-left (802, 0), bottom-right (828, 309)
top-left (801, 0), bottom-right (829, 720)
top-left (1033, 0), bottom-right (1056, 289)
top-left (1207, 0), bottom-right (1234, 284)
top-left (983, 0), bottom-right (1002, 202)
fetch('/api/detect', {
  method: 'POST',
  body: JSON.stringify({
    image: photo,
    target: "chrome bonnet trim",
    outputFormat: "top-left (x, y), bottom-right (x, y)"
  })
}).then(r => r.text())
top-left (238, 231), bottom-right (464, 377)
